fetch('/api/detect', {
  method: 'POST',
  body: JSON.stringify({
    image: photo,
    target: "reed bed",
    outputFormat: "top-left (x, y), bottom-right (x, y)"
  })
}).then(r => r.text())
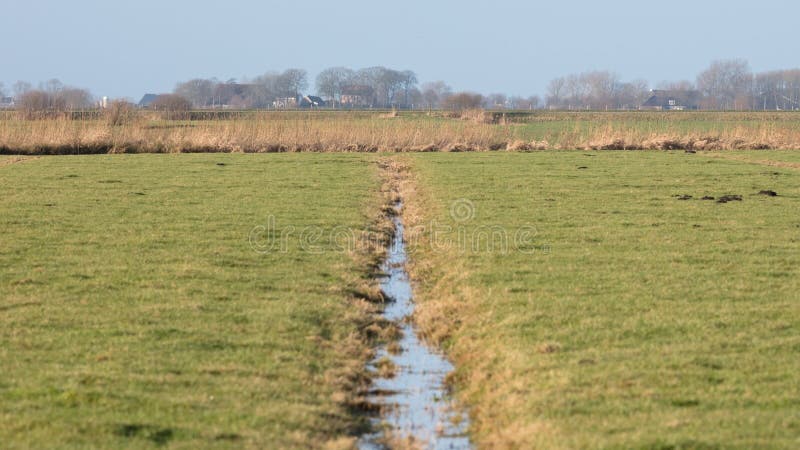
top-left (1, 111), bottom-right (800, 154)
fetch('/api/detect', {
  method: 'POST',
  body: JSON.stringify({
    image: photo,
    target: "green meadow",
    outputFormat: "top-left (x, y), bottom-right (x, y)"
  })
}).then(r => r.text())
top-left (0, 154), bottom-right (381, 449)
top-left (1, 150), bottom-right (799, 449)
top-left (405, 151), bottom-right (800, 449)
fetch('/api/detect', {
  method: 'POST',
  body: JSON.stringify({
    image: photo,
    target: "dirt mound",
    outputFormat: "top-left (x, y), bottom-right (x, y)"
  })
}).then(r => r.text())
top-left (717, 195), bottom-right (743, 204)
top-left (444, 142), bottom-right (476, 152)
top-left (585, 139), bottom-right (630, 150)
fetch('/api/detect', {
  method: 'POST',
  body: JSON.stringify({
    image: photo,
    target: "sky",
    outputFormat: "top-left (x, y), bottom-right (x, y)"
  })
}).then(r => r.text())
top-left (1, 0), bottom-right (798, 100)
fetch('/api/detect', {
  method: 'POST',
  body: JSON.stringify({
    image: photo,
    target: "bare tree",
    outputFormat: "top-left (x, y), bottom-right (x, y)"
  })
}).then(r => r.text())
top-left (253, 71), bottom-right (281, 105)
top-left (175, 78), bottom-right (216, 107)
top-left (441, 92), bottom-right (484, 111)
top-left (697, 59), bottom-right (753, 110)
top-left (13, 81), bottom-right (32, 98)
top-left (547, 72), bottom-right (646, 109)
top-left (615, 79), bottom-right (650, 109)
top-left (17, 90), bottom-right (66, 118)
top-left (151, 94), bottom-right (192, 119)
top-left (407, 87), bottom-right (423, 109)
top-left (753, 69), bottom-right (800, 111)
top-left (546, 77), bottom-right (566, 108)
top-left (277, 69), bottom-right (308, 98)
top-left (43, 78), bottom-right (64, 94)
top-left (60, 88), bottom-right (93, 109)
top-left (356, 67), bottom-right (406, 108)
top-left (487, 93), bottom-right (508, 109)
top-left (509, 95), bottom-right (541, 110)
top-left (400, 70), bottom-right (418, 107)
top-left (420, 81), bottom-right (451, 109)
top-left (315, 67), bottom-right (355, 107)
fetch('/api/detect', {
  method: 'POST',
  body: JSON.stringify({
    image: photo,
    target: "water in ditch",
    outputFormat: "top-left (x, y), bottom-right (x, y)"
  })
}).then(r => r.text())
top-left (359, 203), bottom-right (471, 450)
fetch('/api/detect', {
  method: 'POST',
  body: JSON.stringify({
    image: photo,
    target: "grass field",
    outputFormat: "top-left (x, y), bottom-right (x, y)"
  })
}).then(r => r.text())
top-left (403, 151), bottom-right (800, 449)
top-left (0, 154), bottom-right (385, 449)
top-left (2, 150), bottom-right (799, 449)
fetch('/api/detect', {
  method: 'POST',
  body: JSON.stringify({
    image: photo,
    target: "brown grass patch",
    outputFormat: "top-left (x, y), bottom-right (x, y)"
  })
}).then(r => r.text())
top-left (0, 113), bottom-right (510, 154)
top-left (3, 112), bottom-right (800, 154)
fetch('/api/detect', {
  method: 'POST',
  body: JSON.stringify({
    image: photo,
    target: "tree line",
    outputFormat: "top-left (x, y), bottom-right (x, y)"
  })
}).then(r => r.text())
top-left (545, 59), bottom-right (800, 111)
top-left (170, 67), bottom-right (545, 111)
top-left (3, 59), bottom-right (800, 112)
top-left (1, 79), bottom-right (94, 117)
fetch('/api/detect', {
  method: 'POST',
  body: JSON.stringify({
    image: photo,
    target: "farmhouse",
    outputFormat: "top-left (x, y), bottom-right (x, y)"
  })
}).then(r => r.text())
top-left (0, 97), bottom-right (14, 109)
top-left (340, 85), bottom-right (374, 107)
top-left (138, 94), bottom-right (159, 108)
top-left (300, 95), bottom-right (326, 108)
top-left (273, 97), bottom-right (298, 109)
top-left (641, 90), bottom-right (701, 111)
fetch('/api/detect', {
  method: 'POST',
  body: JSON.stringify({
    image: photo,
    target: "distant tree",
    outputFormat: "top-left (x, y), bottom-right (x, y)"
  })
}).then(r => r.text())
top-left (60, 88), bottom-right (93, 109)
top-left (546, 77), bottom-right (566, 108)
top-left (277, 69), bottom-right (308, 98)
top-left (17, 90), bottom-right (65, 118)
top-left (151, 94), bottom-right (192, 119)
top-left (400, 70), bottom-right (418, 107)
top-left (441, 92), bottom-right (484, 111)
top-left (546, 72), bottom-right (645, 110)
top-left (753, 69), bottom-right (800, 111)
top-left (420, 81), bottom-right (451, 109)
top-left (487, 93), bottom-right (508, 109)
top-left (407, 87), bottom-right (423, 109)
top-left (253, 71), bottom-right (281, 105)
top-left (380, 69), bottom-right (407, 107)
top-left (697, 59), bottom-right (753, 110)
top-left (615, 79), bottom-right (650, 109)
top-left (15, 86), bottom-right (92, 118)
top-left (246, 83), bottom-right (274, 108)
top-left (175, 78), bottom-right (216, 107)
top-left (315, 67), bottom-right (355, 107)
top-left (581, 71), bottom-right (620, 109)
top-left (509, 95), bottom-right (541, 110)
top-left (42, 78), bottom-right (64, 94)
top-left (356, 67), bottom-right (407, 107)
top-left (13, 81), bottom-right (32, 98)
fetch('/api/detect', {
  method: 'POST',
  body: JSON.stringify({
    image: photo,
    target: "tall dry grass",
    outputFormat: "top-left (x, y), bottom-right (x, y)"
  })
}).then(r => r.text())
top-left (1, 111), bottom-right (800, 154)
top-left (0, 113), bottom-right (509, 154)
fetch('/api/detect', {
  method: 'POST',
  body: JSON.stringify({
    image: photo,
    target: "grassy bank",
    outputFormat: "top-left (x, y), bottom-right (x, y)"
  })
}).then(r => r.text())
top-left (403, 151), bottom-right (800, 448)
top-left (2, 111), bottom-right (800, 154)
top-left (0, 154), bottom-right (386, 448)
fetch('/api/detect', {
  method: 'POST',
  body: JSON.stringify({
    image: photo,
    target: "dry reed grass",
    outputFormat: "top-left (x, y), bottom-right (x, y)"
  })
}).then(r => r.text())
top-left (0, 114), bottom-right (506, 154)
top-left (577, 123), bottom-right (800, 150)
top-left (2, 112), bottom-right (800, 154)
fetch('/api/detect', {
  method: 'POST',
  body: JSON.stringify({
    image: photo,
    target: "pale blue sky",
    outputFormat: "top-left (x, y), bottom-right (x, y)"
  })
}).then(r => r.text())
top-left (1, 0), bottom-right (797, 99)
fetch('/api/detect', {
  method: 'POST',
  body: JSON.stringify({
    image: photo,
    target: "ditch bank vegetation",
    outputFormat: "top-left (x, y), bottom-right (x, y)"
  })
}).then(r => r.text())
top-left (2, 111), bottom-right (800, 154)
